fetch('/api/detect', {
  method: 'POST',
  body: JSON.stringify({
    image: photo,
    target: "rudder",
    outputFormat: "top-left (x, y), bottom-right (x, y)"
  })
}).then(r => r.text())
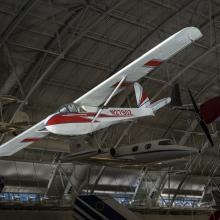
top-left (134, 82), bottom-right (150, 108)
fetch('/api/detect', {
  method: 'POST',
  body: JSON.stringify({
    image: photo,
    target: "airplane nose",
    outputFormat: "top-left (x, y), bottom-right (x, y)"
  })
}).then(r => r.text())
top-left (46, 114), bottom-right (57, 126)
top-left (185, 146), bottom-right (198, 154)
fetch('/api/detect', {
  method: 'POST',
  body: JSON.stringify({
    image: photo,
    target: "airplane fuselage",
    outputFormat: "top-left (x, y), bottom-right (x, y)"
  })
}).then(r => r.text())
top-left (45, 107), bottom-right (154, 135)
top-left (62, 139), bottom-right (198, 167)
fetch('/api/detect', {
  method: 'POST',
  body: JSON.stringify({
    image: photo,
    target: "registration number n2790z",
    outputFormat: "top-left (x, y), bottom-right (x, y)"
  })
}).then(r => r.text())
top-left (110, 109), bottom-right (132, 116)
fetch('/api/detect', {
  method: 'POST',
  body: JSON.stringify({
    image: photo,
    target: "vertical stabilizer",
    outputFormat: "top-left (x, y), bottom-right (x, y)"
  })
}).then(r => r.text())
top-left (134, 82), bottom-right (150, 108)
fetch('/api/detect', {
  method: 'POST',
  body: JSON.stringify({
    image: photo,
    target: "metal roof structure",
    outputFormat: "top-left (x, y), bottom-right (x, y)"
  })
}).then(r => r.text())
top-left (0, 0), bottom-right (220, 210)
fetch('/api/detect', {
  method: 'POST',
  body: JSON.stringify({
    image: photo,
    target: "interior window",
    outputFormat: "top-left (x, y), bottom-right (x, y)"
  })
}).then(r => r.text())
top-left (58, 103), bottom-right (86, 113)
top-left (58, 103), bottom-right (78, 113)
top-left (158, 140), bottom-right (172, 145)
top-left (79, 106), bottom-right (86, 112)
top-left (145, 144), bottom-right (151, 149)
top-left (132, 146), bottom-right (139, 152)
top-left (66, 103), bottom-right (77, 113)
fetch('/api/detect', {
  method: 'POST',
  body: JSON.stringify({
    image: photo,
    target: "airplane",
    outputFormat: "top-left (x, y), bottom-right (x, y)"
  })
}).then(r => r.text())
top-left (0, 27), bottom-right (202, 156)
top-left (62, 139), bottom-right (198, 167)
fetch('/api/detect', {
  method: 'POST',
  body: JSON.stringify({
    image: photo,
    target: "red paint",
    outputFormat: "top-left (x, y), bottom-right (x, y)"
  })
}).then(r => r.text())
top-left (140, 92), bottom-right (149, 105)
top-left (144, 59), bottom-right (163, 67)
top-left (209, 209), bottom-right (220, 220)
top-left (46, 114), bottom-right (95, 126)
top-left (200, 96), bottom-right (220, 124)
top-left (46, 112), bottom-right (132, 126)
top-left (21, 138), bottom-right (41, 143)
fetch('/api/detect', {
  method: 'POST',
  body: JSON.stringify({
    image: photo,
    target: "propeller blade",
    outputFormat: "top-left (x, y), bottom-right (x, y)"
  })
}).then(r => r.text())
top-left (188, 89), bottom-right (200, 114)
top-left (188, 88), bottom-right (214, 146)
top-left (199, 119), bottom-right (214, 146)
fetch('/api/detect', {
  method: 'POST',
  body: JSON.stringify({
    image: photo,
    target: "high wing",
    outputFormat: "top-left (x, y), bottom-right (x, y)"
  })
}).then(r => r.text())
top-left (0, 120), bottom-right (48, 156)
top-left (75, 27), bottom-right (202, 107)
top-left (0, 27), bottom-right (202, 157)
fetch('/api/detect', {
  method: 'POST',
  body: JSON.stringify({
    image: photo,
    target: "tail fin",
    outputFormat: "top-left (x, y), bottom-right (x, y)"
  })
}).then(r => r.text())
top-left (151, 97), bottom-right (171, 112)
top-left (171, 83), bottom-right (183, 107)
top-left (134, 82), bottom-right (150, 108)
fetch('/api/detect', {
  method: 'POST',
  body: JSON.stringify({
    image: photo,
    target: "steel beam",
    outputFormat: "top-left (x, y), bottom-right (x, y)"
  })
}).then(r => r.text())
top-left (0, 0), bottom-right (40, 48)
top-left (148, 0), bottom-right (212, 22)
top-left (90, 166), bottom-right (106, 194)
top-left (15, 0), bottom-right (126, 111)
top-left (3, 2), bottom-right (126, 125)
top-left (8, 41), bottom-right (113, 72)
top-left (0, 45), bottom-right (25, 96)
top-left (44, 152), bottom-right (62, 197)
top-left (131, 168), bottom-right (147, 202)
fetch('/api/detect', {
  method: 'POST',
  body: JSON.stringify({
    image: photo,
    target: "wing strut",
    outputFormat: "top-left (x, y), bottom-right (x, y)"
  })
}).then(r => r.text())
top-left (92, 75), bottom-right (126, 122)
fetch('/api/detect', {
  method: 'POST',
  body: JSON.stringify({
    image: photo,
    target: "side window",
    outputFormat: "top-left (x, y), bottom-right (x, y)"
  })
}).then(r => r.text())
top-left (145, 144), bottom-right (151, 149)
top-left (132, 146), bottom-right (139, 152)
top-left (158, 140), bottom-right (172, 145)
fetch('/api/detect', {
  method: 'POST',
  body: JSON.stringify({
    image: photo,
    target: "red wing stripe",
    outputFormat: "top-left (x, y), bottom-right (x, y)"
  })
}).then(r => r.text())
top-left (21, 138), bottom-right (41, 143)
top-left (144, 59), bottom-right (163, 67)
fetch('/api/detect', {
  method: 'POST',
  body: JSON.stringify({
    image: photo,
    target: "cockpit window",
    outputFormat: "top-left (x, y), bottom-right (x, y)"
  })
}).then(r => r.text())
top-left (158, 140), bottom-right (172, 145)
top-left (67, 103), bottom-right (77, 112)
top-left (59, 106), bottom-right (68, 113)
top-left (145, 144), bottom-right (151, 149)
top-left (58, 103), bottom-right (78, 113)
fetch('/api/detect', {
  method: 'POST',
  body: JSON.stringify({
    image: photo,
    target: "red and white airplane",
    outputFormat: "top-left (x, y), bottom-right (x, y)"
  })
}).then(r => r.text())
top-left (0, 27), bottom-right (202, 156)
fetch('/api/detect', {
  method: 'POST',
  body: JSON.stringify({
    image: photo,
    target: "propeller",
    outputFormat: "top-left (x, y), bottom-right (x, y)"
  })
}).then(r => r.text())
top-left (188, 89), bottom-right (214, 146)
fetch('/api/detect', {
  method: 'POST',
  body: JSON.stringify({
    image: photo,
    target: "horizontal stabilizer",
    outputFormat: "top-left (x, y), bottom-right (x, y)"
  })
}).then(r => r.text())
top-left (151, 97), bottom-right (171, 112)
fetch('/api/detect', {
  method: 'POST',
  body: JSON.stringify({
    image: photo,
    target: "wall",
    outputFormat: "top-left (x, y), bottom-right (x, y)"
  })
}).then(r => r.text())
top-left (0, 210), bottom-right (210, 220)
top-left (0, 210), bottom-right (73, 220)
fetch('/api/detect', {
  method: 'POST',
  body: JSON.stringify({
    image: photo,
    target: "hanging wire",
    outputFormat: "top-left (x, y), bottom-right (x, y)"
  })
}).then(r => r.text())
top-left (14, 161), bottom-right (22, 190)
